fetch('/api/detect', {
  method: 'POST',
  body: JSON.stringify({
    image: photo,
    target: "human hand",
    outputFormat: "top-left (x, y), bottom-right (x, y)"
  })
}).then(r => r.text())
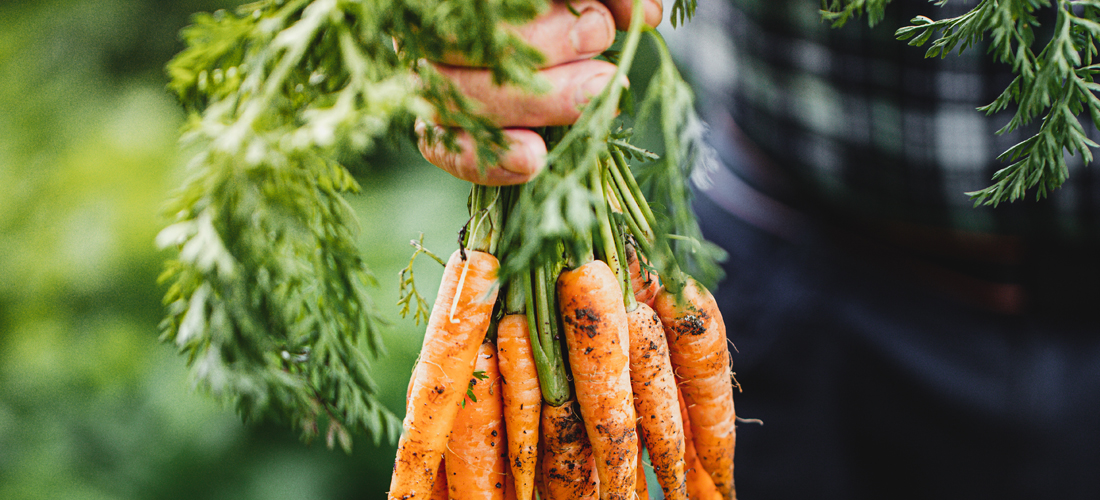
top-left (417, 0), bottom-right (663, 185)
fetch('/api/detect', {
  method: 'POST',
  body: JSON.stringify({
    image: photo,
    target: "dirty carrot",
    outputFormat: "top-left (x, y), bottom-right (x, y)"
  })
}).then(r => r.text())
top-left (446, 340), bottom-right (508, 499)
top-left (505, 474), bottom-right (518, 500)
top-left (496, 308), bottom-right (541, 500)
top-left (540, 400), bottom-right (598, 500)
top-left (388, 248), bottom-right (500, 500)
top-left (627, 302), bottom-right (688, 500)
top-left (678, 389), bottom-right (723, 500)
top-left (557, 259), bottom-right (638, 500)
top-left (654, 280), bottom-right (736, 500)
top-left (430, 460), bottom-right (448, 500)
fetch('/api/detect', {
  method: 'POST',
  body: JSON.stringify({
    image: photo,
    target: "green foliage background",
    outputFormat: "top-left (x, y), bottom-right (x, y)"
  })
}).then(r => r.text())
top-left (0, 0), bottom-right (471, 497)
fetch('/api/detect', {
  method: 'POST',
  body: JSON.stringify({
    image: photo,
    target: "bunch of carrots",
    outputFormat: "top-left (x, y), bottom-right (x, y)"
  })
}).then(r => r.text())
top-left (388, 138), bottom-right (738, 500)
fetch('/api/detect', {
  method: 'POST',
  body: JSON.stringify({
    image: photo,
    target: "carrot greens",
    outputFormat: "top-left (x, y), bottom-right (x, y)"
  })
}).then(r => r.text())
top-left (159, 0), bottom-right (545, 451)
top-left (824, 0), bottom-right (1100, 206)
top-left (159, 0), bottom-right (711, 454)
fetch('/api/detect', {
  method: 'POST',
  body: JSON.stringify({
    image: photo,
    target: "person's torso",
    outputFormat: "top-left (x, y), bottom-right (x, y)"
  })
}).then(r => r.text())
top-left (667, 0), bottom-right (1100, 241)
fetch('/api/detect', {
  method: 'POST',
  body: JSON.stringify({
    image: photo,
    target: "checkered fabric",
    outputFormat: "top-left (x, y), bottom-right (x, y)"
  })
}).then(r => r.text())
top-left (665, 0), bottom-right (1100, 239)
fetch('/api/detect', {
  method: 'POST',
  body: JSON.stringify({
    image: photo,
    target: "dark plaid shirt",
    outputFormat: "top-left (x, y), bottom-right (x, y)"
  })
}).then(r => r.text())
top-left (667, 0), bottom-right (1100, 241)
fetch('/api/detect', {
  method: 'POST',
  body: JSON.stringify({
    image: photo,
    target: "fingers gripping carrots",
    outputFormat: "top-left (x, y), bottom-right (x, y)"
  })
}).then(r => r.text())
top-left (627, 303), bottom-right (688, 500)
top-left (392, 102), bottom-right (738, 498)
top-left (447, 341), bottom-right (509, 500)
top-left (496, 313), bottom-right (542, 500)
top-left (655, 280), bottom-right (737, 500)
top-left (557, 260), bottom-right (639, 500)
top-left (390, 249), bottom-right (499, 500)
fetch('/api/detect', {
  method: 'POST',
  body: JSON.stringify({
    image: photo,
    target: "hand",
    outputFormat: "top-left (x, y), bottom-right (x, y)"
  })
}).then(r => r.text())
top-left (417, 0), bottom-right (663, 185)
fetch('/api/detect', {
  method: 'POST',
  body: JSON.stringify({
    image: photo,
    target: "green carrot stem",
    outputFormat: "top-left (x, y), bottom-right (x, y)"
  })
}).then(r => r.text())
top-left (541, 258), bottom-right (566, 371)
top-left (504, 273), bottom-right (525, 316)
top-left (608, 147), bottom-right (689, 292)
top-left (523, 266), bottom-right (570, 406)
top-left (591, 157), bottom-right (623, 286)
top-left (607, 196), bottom-right (637, 312)
top-left (567, 231), bottom-right (594, 269)
top-left (534, 264), bottom-right (556, 354)
top-left (605, 165), bottom-right (654, 258)
top-left (609, 149), bottom-right (655, 240)
top-left (464, 184), bottom-right (501, 254)
top-left (610, 148), bottom-right (656, 237)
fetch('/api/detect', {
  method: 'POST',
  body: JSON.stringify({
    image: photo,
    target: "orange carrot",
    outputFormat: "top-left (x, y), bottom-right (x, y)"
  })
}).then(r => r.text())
top-left (430, 460), bottom-right (448, 500)
top-left (505, 473), bottom-right (517, 500)
top-left (406, 367), bottom-right (448, 499)
top-left (626, 243), bottom-right (660, 307)
top-left (655, 280), bottom-right (736, 500)
top-left (541, 400), bottom-right (598, 500)
top-left (446, 341), bottom-right (508, 500)
top-left (557, 260), bottom-right (638, 500)
top-left (389, 249), bottom-right (500, 500)
top-left (678, 389), bottom-right (722, 500)
top-left (627, 303), bottom-right (688, 500)
top-left (496, 313), bottom-right (541, 500)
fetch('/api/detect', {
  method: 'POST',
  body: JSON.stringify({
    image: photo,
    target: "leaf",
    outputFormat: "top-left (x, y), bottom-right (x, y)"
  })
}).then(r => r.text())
top-left (827, 0), bottom-right (1100, 206)
top-left (160, 0), bottom-right (545, 450)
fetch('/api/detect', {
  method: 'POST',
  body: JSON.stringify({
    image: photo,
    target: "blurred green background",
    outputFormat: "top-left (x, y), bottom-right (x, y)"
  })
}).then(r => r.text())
top-left (0, 0), bottom-right (472, 497)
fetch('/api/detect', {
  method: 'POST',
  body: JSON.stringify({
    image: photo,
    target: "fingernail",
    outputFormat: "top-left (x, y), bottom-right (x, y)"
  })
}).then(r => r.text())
top-left (645, 0), bottom-right (663, 27)
top-left (570, 8), bottom-right (614, 56)
top-left (529, 147), bottom-right (547, 174)
top-left (500, 137), bottom-right (546, 179)
top-left (575, 70), bottom-right (619, 107)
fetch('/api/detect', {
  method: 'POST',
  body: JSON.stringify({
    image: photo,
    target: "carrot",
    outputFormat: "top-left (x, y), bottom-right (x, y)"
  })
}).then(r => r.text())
top-left (389, 248), bottom-right (500, 500)
top-left (626, 242), bottom-right (660, 307)
top-left (406, 373), bottom-right (448, 499)
top-left (430, 460), bottom-right (448, 500)
top-left (535, 449), bottom-right (548, 500)
top-left (654, 280), bottom-right (736, 500)
top-left (541, 400), bottom-right (598, 500)
top-left (505, 473), bottom-right (518, 500)
top-left (627, 302), bottom-right (688, 500)
top-left (678, 389), bottom-right (722, 500)
top-left (557, 260), bottom-right (638, 500)
top-left (496, 313), bottom-right (541, 500)
top-left (446, 341), bottom-right (508, 500)
top-left (635, 433), bottom-right (650, 499)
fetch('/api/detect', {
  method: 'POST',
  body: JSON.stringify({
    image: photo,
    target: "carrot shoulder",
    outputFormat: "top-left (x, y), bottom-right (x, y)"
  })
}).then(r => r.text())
top-left (626, 243), bottom-right (660, 307)
top-left (541, 400), bottom-right (598, 500)
top-left (627, 303), bottom-right (688, 500)
top-left (389, 249), bottom-right (500, 500)
top-left (496, 313), bottom-right (541, 500)
top-left (557, 260), bottom-right (638, 500)
top-left (654, 280), bottom-right (736, 500)
top-left (446, 341), bottom-right (508, 500)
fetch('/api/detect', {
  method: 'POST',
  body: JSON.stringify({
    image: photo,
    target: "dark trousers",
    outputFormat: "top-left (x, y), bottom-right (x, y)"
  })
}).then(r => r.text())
top-left (694, 169), bottom-right (1100, 499)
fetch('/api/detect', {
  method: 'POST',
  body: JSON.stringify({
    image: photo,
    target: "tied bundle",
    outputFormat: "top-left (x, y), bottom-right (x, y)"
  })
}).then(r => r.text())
top-left (392, 133), bottom-right (736, 500)
top-left (156, 0), bottom-right (734, 497)
top-left (387, 1), bottom-right (736, 498)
